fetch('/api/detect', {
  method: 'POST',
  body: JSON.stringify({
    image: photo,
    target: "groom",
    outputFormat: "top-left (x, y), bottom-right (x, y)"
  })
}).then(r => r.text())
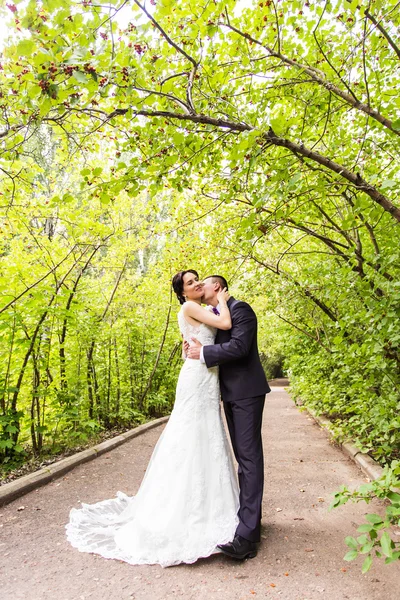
top-left (186, 275), bottom-right (270, 559)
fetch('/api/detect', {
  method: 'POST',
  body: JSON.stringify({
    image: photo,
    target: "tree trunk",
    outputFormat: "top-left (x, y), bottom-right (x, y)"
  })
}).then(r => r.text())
top-left (139, 292), bottom-right (173, 408)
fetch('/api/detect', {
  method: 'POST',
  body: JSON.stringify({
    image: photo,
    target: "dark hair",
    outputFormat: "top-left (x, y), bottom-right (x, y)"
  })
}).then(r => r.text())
top-left (172, 269), bottom-right (199, 305)
top-left (203, 274), bottom-right (229, 291)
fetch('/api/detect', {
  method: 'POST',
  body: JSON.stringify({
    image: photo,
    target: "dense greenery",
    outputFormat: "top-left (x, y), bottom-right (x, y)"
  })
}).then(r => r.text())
top-left (0, 0), bottom-right (399, 568)
top-left (1, 0), bottom-right (399, 458)
top-left (0, 0), bottom-right (400, 552)
top-left (330, 460), bottom-right (400, 571)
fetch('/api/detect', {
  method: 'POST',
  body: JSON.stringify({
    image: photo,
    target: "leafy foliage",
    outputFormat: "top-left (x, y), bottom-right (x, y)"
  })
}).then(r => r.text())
top-left (0, 0), bottom-right (399, 569)
top-left (330, 461), bottom-right (400, 572)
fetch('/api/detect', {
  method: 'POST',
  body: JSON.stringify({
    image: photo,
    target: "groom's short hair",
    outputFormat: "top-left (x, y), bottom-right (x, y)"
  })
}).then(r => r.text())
top-left (204, 275), bottom-right (229, 291)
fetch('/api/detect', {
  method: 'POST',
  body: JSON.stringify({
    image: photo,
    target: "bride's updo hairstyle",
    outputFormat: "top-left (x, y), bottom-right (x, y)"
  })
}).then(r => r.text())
top-left (172, 269), bottom-right (199, 305)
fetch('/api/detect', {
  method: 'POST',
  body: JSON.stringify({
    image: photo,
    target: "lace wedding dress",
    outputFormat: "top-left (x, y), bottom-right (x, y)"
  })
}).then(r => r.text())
top-left (65, 308), bottom-right (239, 567)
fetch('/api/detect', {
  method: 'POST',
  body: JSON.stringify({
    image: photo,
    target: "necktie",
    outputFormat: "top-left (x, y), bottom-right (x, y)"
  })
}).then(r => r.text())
top-left (212, 307), bottom-right (220, 315)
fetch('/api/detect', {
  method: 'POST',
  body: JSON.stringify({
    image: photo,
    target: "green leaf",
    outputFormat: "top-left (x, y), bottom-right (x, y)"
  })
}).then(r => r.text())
top-left (73, 71), bottom-right (88, 83)
top-left (344, 550), bottom-right (358, 561)
top-left (356, 534), bottom-right (368, 545)
top-left (360, 541), bottom-right (374, 554)
top-left (288, 172), bottom-right (301, 188)
top-left (62, 193), bottom-right (74, 203)
top-left (39, 98), bottom-right (52, 117)
top-left (99, 193), bottom-right (111, 205)
top-left (387, 491), bottom-right (400, 504)
top-left (5, 425), bottom-right (18, 433)
top-left (17, 39), bottom-right (35, 56)
top-left (392, 118), bottom-right (400, 131)
top-left (361, 554), bottom-right (372, 574)
top-left (0, 439), bottom-right (14, 449)
top-left (380, 531), bottom-right (393, 557)
top-left (345, 536), bottom-right (358, 549)
top-left (172, 132), bottom-right (185, 145)
top-left (357, 523), bottom-right (374, 533)
top-left (349, 0), bottom-right (359, 12)
top-left (366, 514), bottom-right (383, 525)
top-left (28, 84), bottom-right (42, 99)
top-left (384, 552), bottom-right (400, 564)
top-left (381, 179), bottom-right (397, 189)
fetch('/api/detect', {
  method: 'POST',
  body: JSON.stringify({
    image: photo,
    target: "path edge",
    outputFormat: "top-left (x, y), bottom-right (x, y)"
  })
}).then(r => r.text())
top-left (270, 379), bottom-right (384, 482)
top-left (305, 408), bottom-right (384, 481)
top-left (0, 416), bottom-right (169, 507)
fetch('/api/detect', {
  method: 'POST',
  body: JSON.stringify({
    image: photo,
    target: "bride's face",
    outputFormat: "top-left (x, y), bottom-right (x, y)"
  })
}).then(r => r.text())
top-left (182, 272), bottom-right (204, 301)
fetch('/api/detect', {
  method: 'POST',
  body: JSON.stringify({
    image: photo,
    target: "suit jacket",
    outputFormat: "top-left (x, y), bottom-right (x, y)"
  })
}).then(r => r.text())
top-left (203, 297), bottom-right (270, 402)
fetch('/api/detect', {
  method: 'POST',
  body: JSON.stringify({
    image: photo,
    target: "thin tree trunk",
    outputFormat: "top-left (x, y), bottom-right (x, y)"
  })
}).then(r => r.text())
top-left (30, 352), bottom-right (41, 456)
top-left (9, 248), bottom-right (89, 445)
top-left (140, 291), bottom-right (173, 408)
top-left (59, 244), bottom-right (101, 392)
top-left (154, 341), bottom-right (180, 393)
top-left (127, 334), bottom-right (135, 408)
top-left (85, 260), bottom-right (127, 422)
top-left (0, 245), bottom-right (79, 316)
top-left (87, 352), bottom-right (95, 420)
top-left (105, 337), bottom-right (112, 427)
top-left (92, 361), bottom-right (101, 420)
top-left (113, 337), bottom-right (121, 418)
top-left (1, 310), bottom-right (16, 415)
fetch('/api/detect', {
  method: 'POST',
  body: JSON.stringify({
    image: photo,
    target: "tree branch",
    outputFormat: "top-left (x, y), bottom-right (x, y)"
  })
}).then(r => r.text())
top-left (220, 21), bottom-right (400, 137)
top-left (133, 0), bottom-right (198, 68)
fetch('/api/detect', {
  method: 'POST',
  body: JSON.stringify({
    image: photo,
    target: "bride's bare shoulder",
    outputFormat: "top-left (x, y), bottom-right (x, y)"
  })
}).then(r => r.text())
top-left (182, 301), bottom-right (202, 313)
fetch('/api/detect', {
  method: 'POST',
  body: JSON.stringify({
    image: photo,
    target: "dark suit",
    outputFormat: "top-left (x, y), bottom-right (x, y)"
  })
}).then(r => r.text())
top-left (203, 297), bottom-right (270, 542)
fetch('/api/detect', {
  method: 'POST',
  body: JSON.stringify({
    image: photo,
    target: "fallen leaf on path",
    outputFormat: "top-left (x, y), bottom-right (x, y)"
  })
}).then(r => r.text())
top-left (305, 548), bottom-right (314, 552)
top-left (250, 591), bottom-right (256, 595)
top-left (284, 572), bottom-right (289, 576)
top-left (340, 568), bottom-right (347, 572)
top-left (17, 506), bottom-right (25, 511)
top-left (299, 489), bottom-right (305, 492)
top-left (317, 497), bottom-right (325, 502)
top-left (294, 517), bottom-right (304, 520)
top-left (234, 575), bottom-right (249, 580)
top-left (269, 583), bottom-right (276, 588)
top-left (276, 508), bottom-right (283, 512)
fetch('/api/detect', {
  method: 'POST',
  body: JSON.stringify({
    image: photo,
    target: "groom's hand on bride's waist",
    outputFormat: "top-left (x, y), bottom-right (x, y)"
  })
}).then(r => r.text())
top-left (186, 337), bottom-right (202, 360)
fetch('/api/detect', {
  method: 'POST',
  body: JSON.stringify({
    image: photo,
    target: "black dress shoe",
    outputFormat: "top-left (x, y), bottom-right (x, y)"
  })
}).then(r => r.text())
top-left (217, 534), bottom-right (257, 560)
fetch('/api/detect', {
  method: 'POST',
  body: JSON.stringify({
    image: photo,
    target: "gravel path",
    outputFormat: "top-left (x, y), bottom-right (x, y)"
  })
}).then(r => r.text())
top-left (1, 381), bottom-right (398, 600)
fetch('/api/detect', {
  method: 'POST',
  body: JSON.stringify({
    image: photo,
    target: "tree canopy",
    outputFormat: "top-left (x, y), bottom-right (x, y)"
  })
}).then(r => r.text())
top-left (0, 0), bottom-right (399, 479)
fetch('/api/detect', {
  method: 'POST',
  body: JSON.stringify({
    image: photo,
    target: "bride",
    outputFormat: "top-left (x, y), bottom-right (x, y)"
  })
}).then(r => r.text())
top-left (66, 269), bottom-right (239, 567)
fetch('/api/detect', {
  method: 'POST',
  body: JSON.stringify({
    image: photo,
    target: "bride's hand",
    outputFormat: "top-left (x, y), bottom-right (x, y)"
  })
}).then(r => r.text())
top-left (217, 287), bottom-right (230, 305)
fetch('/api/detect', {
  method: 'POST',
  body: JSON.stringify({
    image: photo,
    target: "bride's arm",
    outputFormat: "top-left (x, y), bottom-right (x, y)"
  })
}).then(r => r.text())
top-left (183, 291), bottom-right (231, 330)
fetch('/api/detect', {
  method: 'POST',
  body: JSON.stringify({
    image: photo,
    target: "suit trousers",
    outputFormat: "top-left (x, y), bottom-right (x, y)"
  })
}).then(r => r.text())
top-left (223, 395), bottom-right (265, 543)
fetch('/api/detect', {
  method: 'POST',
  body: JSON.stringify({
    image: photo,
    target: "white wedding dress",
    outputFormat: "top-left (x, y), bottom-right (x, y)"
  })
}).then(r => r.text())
top-left (66, 309), bottom-right (239, 567)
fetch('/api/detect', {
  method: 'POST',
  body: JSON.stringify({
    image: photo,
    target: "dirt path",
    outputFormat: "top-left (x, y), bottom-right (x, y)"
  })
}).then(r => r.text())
top-left (1, 381), bottom-right (398, 600)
